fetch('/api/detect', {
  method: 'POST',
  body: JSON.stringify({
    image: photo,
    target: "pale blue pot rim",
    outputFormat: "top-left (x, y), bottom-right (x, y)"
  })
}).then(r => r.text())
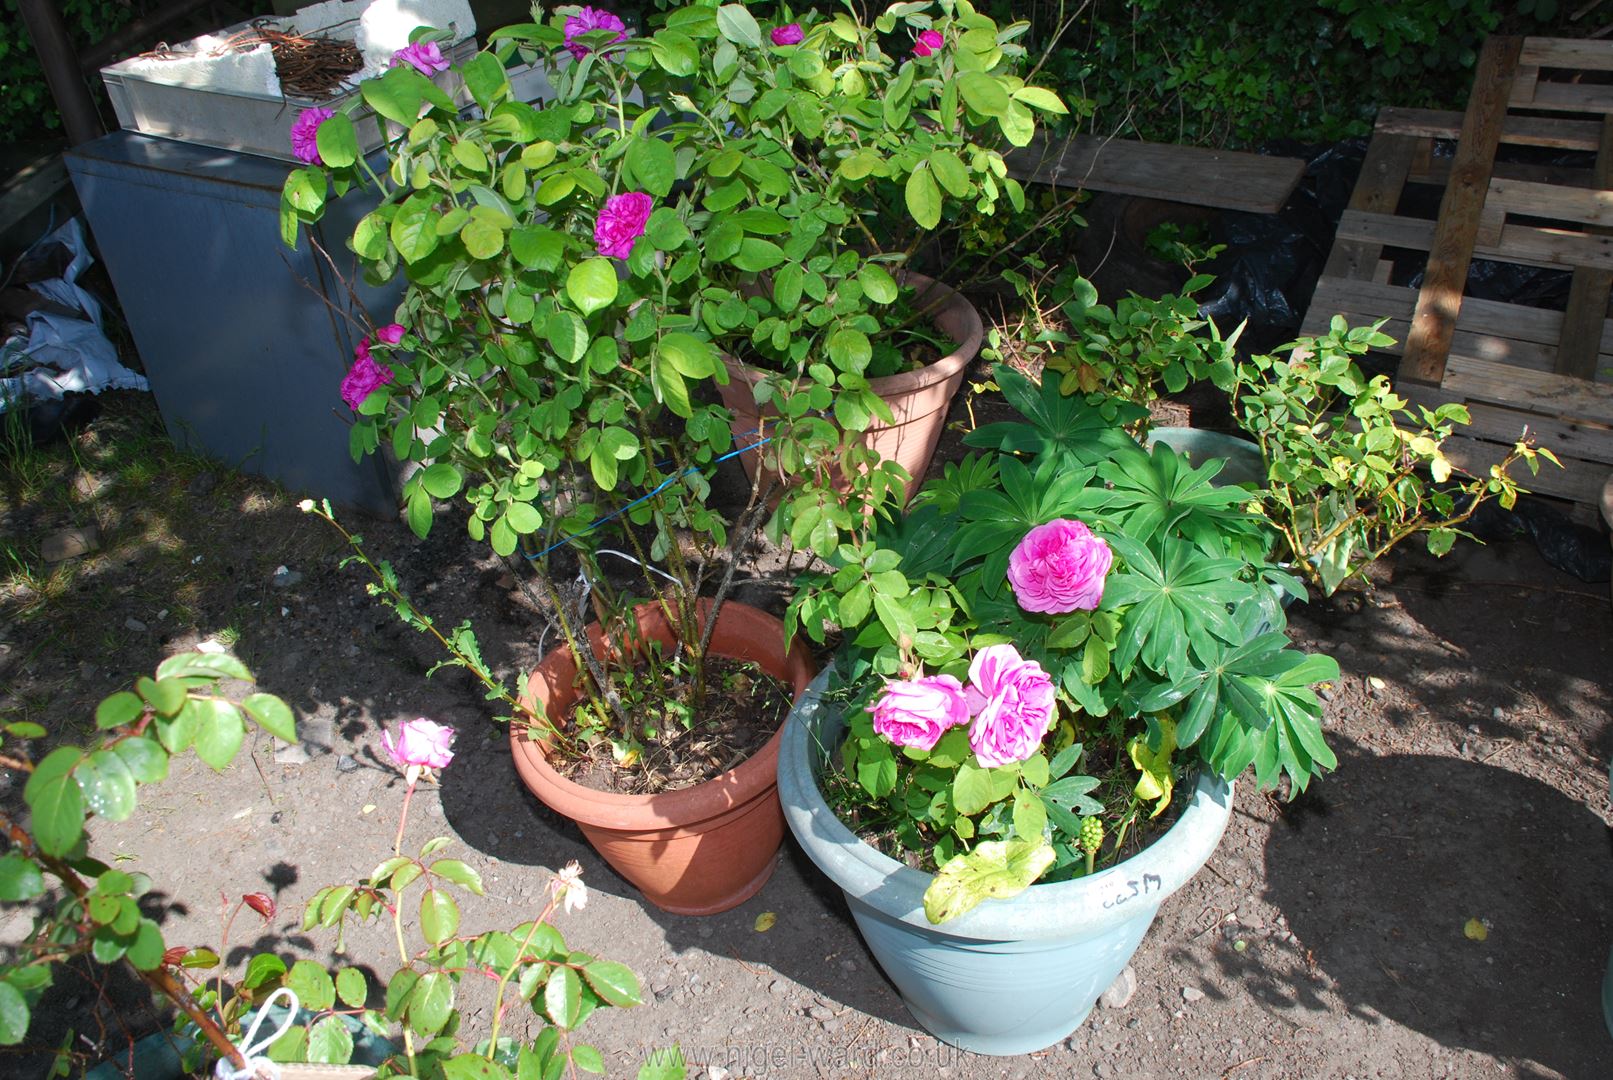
top-left (778, 668), bottom-right (1234, 943)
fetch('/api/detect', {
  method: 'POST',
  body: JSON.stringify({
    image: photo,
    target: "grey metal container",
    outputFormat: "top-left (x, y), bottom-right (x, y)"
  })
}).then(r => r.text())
top-left (65, 132), bottom-right (401, 514)
top-left (100, 29), bottom-right (475, 163)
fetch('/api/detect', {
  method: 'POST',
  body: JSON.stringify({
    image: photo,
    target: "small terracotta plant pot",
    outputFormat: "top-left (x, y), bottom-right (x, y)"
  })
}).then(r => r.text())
top-left (716, 270), bottom-right (985, 503)
top-left (511, 599), bottom-right (816, 915)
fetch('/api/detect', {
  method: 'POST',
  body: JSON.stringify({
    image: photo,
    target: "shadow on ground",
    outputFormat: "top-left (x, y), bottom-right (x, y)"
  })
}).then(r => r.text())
top-left (1260, 734), bottom-right (1613, 1078)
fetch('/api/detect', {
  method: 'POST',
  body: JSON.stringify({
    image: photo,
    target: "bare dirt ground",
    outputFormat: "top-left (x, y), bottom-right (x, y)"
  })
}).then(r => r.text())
top-left (1, 388), bottom-right (1610, 1080)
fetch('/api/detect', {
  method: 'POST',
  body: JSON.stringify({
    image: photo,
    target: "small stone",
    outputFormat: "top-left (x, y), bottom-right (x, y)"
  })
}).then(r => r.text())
top-left (274, 743), bottom-right (311, 765)
top-left (124, 617), bottom-right (148, 633)
top-left (1491, 706), bottom-right (1506, 721)
top-left (1099, 965), bottom-right (1137, 1009)
top-left (1181, 986), bottom-right (1205, 1003)
top-left (41, 526), bottom-right (99, 563)
top-left (705, 1068), bottom-right (730, 1080)
top-left (698, 924), bottom-right (714, 939)
top-left (839, 959), bottom-right (857, 973)
top-left (272, 566), bottom-right (303, 588)
top-left (821, 1017), bottom-right (842, 1034)
top-left (768, 979), bottom-right (789, 996)
top-left (806, 1005), bottom-right (834, 1022)
top-left (336, 755), bottom-right (360, 773)
top-left (197, 638), bottom-right (227, 654)
top-left (1317, 686), bottom-right (1334, 702)
top-left (74, 473), bottom-right (107, 499)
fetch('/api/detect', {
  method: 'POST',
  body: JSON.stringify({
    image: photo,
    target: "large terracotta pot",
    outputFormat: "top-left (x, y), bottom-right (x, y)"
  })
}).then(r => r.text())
top-left (511, 599), bottom-right (816, 915)
top-left (715, 270), bottom-right (985, 502)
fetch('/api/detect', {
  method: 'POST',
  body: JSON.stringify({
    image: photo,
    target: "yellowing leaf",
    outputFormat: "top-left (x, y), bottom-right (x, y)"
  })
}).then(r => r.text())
top-left (753, 911), bottom-right (776, 933)
top-left (1430, 454), bottom-right (1451, 483)
top-left (1129, 717), bottom-right (1177, 819)
top-left (1464, 917), bottom-right (1489, 942)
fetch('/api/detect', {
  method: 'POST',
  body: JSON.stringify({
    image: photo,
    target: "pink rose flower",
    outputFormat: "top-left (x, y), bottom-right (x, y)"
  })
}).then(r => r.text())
top-left (594, 191), bottom-right (654, 259)
top-left (913, 29), bottom-right (944, 58)
top-left (564, 7), bottom-right (629, 61)
top-left (290, 106), bottom-right (334, 165)
top-left (1007, 519), bottom-right (1113, 614)
top-left (375, 323), bottom-right (406, 345)
top-left (390, 41), bottom-right (449, 76)
top-left (771, 23), bottom-right (803, 46)
top-left (382, 717), bottom-right (456, 770)
top-left (964, 644), bottom-right (1056, 768)
top-left (339, 335), bottom-right (395, 410)
top-left (869, 673), bottom-right (970, 751)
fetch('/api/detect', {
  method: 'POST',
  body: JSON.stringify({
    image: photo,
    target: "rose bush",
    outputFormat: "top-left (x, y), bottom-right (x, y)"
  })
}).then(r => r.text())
top-left (788, 366), bottom-right (1339, 921)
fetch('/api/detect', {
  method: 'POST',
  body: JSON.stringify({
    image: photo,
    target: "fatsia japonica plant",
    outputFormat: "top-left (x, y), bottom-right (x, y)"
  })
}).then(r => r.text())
top-left (786, 367), bottom-right (1340, 923)
top-left (0, 658), bottom-right (680, 1078)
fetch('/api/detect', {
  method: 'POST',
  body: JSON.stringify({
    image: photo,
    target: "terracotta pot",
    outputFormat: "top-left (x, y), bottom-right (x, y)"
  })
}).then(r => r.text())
top-left (715, 270), bottom-right (985, 502)
top-left (511, 600), bottom-right (816, 915)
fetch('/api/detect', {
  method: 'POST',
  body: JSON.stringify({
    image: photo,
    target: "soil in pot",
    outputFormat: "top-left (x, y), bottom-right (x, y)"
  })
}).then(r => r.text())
top-left (558, 655), bottom-right (797, 795)
top-left (513, 599), bottom-right (817, 915)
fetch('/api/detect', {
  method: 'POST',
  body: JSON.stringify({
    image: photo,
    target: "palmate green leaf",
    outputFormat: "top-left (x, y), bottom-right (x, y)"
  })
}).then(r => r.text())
top-left (964, 365), bottom-right (1146, 465)
top-left (953, 455), bottom-right (1098, 588)
top-left (1103, 535), bottom-right (1250, 684)
top-left (922, 839), bottom-right (1054, 923)
top-left (1093, 444), bottom-right (1263, 555)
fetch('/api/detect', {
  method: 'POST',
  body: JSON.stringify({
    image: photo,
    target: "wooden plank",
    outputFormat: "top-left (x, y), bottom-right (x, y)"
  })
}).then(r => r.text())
top-left (1512, 63), bottom-right (1542, 104)
top-left (1517, 80), bottom-right (1613, 114)
top-left (1401, 36), bottom-right (1524, 386)
top-left (1557, 115), bottom-right (1613, 378)
top-left (1520, 36), bottom-right (1613, 71)
top-left (1412, 157), bottom-right (1597, 189)
top-left (1335, 208), bottom-right (1613, 273)
top-left (1399, 384), bottom-right (1613, 465)
top-left (1321, 131), bottom-right (1419, 280)
top-left (1007, 133), bottom-right (1306, 214)
top-left (1374, 105), bottom-right (1603, 150)
top-left (1438, 433), bottom-right (1608, 504)
top-left (1444, 354), bottom-right (1613, 425)
top-left (1486, 175), bottom-right (1613, 226)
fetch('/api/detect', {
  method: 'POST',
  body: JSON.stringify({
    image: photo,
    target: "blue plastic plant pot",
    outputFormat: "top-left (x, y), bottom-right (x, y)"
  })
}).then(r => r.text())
top-left (778, 670), bottom-right (1233, 1056)
top-left (1145, 427), bottom-right (1266, 490)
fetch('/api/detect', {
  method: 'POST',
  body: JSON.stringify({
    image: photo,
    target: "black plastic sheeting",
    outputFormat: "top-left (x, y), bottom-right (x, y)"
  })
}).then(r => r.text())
top-left (1196, 139), bottom-right (1610, 583)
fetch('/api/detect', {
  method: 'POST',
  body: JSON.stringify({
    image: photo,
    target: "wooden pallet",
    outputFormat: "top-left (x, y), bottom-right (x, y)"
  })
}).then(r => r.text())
top-left (1299, 35), bottom-right (1613, 507)
top-left (1008, 133), bottom-right (1306, 215)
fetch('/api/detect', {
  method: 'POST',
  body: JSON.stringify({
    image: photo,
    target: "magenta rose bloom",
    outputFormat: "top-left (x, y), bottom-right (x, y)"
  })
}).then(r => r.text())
top-left (913, 29), bottom-right (944, 58)
top-left (1007, 519), bottom-right (1113, 614)
top-left (290, 106), bottom-right (333, 165)
top-left (564, 7), bottom-right (629, 61)
top-left (390, 41), bottom-right (449, 76)
top-left (382, 717), bottom-right (456, 769)
top-left (964, 644), bottom-right (1056, 768)
top-left (771, 23), bottom-right (803, 46)
top-left (869, 674), bottom-right (970, 751)
top-left (339, 336), bottom-right (395, 410)
top-left (594, 191), bottom-right (654, 259)
top-left (375, 322), bottom-right (406, 345)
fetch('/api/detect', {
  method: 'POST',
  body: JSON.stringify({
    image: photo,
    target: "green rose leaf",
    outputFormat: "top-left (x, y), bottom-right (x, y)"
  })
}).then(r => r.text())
top-left (856, 265), bottom-right (898, 305)
top-left (649, 30), bottom-right (698, 76)
top-left (461, 52), bottom-right (511, 112)
top-left (315, 113), bottom-right (358, 168)
top-left (307, 1015), bottom-right (354, 1065)
top-left (0, 981), bottom-right (29, 1045)
top-left (716, 4), bottom-right (763, 48)
top-left (390, 194), bottom-right (441, 264)
top-left (24, 747), bottom-right (84, 857)
top-left (95, 690), bottom-right (145, 730)
top-left (510, 226), bottom-right (564, 271)
top-left (241, 694), bottom-right (296, 745)
top-left (581, 960), bottom-right (641, 1007)
top-left (657, 332), bottom-right (716, 379)
top-left (420, 888), bottom-right (460, 945)
top-left (420, 462), bottom-right (463, 500)
top-left (626, 136), bottom-right (677, 197)
top-left (461, 216), bottom-right (504, 259)
top-left (1013, 86), bottom-right (1068, 114)
top-left (904, 166), bottom-right (942, 230)
top-left (336, 967), bottom-right (367, 1008)
top-left (443, 1055), bottom-right (509, 1080)
top-left (191, 698), bottom-right (246, 771)
top-left (76, 750), bottom-right (137, 822)
top-left (732, 237), bottom-right (786, 272)
top-left (544, 966), bottom-right (583, 1030)
top-left (922, 839), bottom-right (1056, 923)
top-left (287, 960), bottom-right (336, 1012)
top-left (957, 72), bottom-right (1011, 117)
top-left (545, 311), bottom-right (590, 363)
top-left (135, 676), bottom-right (186, 718)
top-left (242, 953), bottom-right (288, 990)
top-left (430, 859), bottom-right (485, 896)
top-left (126, 918), bottom-right (165, 971)
top-left (566, 258), bottom-right (620, 316)
top-left (0, 852), bottom-right (44, 901)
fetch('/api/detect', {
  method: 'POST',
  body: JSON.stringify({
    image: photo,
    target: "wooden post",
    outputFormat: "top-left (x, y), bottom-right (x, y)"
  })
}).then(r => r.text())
top-left (15, 0), bottom-right (105, 145)
top-left (1397, 36), bottom-right (1523, 387)
top-left (1554, 114), bottom-right (1613, 380)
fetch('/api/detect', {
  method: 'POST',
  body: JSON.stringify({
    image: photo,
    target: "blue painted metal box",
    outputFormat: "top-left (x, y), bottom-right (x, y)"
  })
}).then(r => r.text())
top-left (64, 132), bottom-right (398, 515)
